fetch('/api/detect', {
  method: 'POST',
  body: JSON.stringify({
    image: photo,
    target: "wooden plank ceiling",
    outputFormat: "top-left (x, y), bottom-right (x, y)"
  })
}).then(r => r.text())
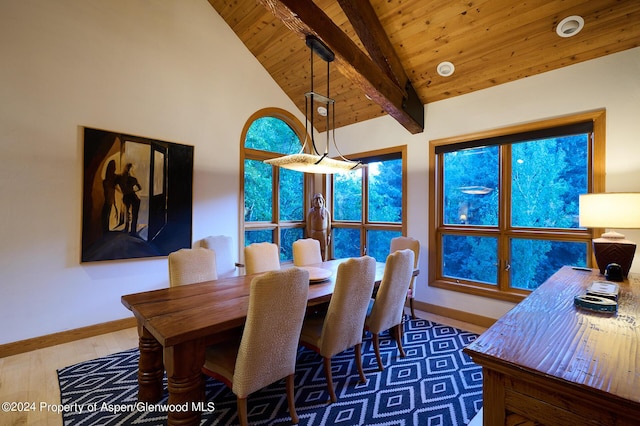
top-left (208, 0), bottom-right (640, 134)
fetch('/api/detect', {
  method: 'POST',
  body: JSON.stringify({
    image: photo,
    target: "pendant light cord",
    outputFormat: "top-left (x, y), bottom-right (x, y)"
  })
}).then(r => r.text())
top-left (304, 35), bottom-right (362, 170)
top-left (309, 45), bottom-right (321, 156)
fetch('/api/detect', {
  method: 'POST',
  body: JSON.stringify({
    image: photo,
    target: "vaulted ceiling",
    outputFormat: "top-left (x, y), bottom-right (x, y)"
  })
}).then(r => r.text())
top-left (208, 0), bottom-right (640, 134)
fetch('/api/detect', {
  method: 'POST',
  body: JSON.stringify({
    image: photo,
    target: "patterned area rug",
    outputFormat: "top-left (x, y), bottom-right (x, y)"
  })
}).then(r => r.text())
top-left (58, 318), bottom-right (482, 425)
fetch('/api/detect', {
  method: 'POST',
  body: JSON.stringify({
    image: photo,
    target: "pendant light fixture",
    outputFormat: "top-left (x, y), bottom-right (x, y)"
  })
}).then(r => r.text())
top-left (265, 35), bottom-right (364, 174)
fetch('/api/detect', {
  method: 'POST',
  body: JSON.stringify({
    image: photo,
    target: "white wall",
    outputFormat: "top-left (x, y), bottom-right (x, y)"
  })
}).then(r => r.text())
top-left (335, 46), bottom-right (640, 319)
top-left (0, 0), bottom-right (303, 344)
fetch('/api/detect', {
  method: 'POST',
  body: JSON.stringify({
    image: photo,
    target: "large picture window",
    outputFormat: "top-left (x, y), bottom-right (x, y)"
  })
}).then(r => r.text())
top-left (429, 111), bottom-right (605, 302)
top-left (331, 147), bottom-right (406, 262)
top-left (241, 108), bottom-right (308, 261)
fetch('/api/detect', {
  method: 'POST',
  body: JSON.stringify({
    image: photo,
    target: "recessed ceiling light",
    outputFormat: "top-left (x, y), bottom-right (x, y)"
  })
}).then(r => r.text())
top-left (556, 15), bottom-right (584, 38)
top-left (437, 61), bottom-right (455, 77)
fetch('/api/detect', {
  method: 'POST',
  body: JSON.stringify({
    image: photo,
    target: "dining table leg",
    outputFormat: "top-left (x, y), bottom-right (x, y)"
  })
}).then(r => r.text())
top-left (137, 323), bottom-right (164, 402)
top-left (164, 340), bottom-right (207, 426)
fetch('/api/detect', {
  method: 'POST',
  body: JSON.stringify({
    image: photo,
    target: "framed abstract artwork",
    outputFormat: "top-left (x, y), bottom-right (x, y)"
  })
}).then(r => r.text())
top-left (81, 127), bottom-right (194, 262)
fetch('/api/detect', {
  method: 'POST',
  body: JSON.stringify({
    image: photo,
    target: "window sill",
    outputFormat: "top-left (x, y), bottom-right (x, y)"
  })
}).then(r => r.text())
top-left (430, 279), bottom-right (528, 303)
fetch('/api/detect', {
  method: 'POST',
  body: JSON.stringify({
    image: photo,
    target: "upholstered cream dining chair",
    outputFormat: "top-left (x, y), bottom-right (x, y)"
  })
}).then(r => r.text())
top-left (299, 256), bottom-right (376, 403)
top-left (365, 249), bottom-right (415, 371)
top-left (167, 247), bottom-right (217, 287)
top-left (244, 242), bottom-right (280, 275)
top-left (201, 267), bottom-right (309, 426)
top-left (201, 235), bottom-right (242, 277)
top-left (292, 238), bottom-right (323, 266)
top-left (390, 236), bottom-right (420, 319)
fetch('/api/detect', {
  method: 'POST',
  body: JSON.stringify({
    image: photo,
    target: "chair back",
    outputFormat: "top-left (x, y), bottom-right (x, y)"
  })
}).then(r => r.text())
top-left (202, 235), bottom-right (237, 277)
top-left (233, 267), bottom-right (309, 397)
top-left (168, 247), bottom-right (217, 287)
top-left (367, 249), bottom-right (415, 333)
top-left (319, 256), bottom-right (376, 358)
top-left (390, 236), bottom-right (420, 304)
top-left (292, 238), bottom-right (323, 266)
top-left (390, 236), bottom-right (420, 269)
top-left (244, 242), bottom-right (280, 275)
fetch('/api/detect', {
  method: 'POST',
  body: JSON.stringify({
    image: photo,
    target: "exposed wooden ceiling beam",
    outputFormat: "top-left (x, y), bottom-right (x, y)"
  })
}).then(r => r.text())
top-left (258, 0), bottom-right (424, 134)
top-left (337, 0), bottom-right (404, 88)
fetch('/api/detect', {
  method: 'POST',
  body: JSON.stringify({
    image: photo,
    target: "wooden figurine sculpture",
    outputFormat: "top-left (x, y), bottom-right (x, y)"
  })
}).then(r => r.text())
top-left (307, 193), bottom-right (331, 260)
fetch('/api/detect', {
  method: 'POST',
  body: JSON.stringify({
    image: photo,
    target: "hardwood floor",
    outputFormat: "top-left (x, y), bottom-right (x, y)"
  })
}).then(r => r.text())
top-left (0, 310), bottom-right (486, 425)
top-left (0, 327), bottom-right (139, 425)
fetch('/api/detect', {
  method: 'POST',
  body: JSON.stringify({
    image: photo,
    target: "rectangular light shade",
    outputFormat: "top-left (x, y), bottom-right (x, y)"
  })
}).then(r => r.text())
top-left (579, 193), bottom-right (640, 229)
top-left (264, 153), bottom-right (363, 174)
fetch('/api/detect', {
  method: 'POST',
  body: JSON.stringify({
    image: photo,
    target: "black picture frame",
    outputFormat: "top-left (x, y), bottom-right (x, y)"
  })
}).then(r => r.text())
top-left (81, 127), bottom-right (194, 262)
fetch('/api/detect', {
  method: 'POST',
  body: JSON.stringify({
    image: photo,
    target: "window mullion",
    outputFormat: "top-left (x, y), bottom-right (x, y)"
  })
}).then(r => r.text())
top-left (362, 166), bottom-right (369, 255)
top-left (499, 144), bottom-right (511, 291)
top-left (272, 165), bottom-right (280, 247)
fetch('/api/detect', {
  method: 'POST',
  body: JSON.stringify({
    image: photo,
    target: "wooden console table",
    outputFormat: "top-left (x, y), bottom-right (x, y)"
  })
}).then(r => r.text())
top-left (464, 266), bottom-right (640, 425)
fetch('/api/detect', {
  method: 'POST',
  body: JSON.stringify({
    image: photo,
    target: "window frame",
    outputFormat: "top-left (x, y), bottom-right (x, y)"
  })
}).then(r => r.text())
top-left (428, 110), bottom-right (606, 302)
top-left (240, 108), bottom-right (311, 261)
top-left (330, 146), bottom-right (407, 259)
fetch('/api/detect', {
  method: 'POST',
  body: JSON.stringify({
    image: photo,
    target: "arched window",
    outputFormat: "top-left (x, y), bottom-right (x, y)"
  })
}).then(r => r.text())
top-left (241, 108), bottom-right (308, 261)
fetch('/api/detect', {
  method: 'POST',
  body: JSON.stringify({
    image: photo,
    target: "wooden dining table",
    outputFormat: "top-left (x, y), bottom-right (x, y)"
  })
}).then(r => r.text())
top-left (121, 258), bottom-right (400, 426)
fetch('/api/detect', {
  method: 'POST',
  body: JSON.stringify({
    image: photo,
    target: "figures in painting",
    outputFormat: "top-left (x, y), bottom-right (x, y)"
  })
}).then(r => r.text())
top-left (118, 163), bottom-right (142, 235)
top-left (101, 160), bottom-right (119, 232)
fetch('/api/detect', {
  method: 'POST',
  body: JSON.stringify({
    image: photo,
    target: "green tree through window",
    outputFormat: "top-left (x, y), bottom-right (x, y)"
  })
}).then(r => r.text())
top-left (332, 149), bottom-right (405, 262)
top-left (430, 111), bottom-right (605, 301)
top-left (241, 110), bottom-right (307, 261)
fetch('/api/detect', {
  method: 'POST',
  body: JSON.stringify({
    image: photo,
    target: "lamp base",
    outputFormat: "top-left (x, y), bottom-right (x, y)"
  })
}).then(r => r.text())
top-left (592, 238), bottom-right (636, 278)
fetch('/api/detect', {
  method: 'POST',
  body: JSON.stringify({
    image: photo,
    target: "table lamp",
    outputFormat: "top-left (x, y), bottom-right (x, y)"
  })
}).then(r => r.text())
top-left (579, 193), bottom-right (640, 278)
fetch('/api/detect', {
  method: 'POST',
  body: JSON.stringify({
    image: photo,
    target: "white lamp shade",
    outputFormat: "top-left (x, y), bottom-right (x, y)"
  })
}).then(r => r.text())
top-left (264, 153), bottom-right (363, 174)
top-left (579, 193), bottom-right (640, 229)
